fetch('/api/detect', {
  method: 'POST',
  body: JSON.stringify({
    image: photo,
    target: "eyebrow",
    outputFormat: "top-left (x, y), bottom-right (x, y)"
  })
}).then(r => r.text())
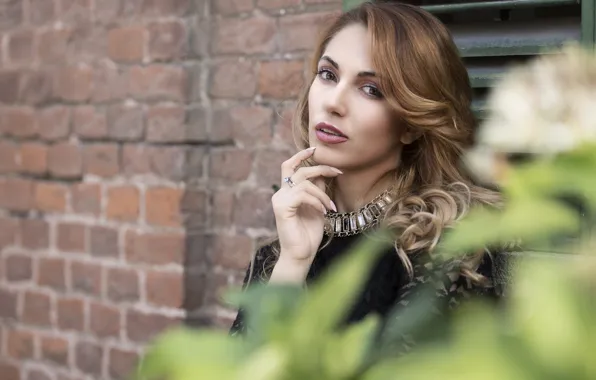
top-left (320, 55), bottom-right (377, 78)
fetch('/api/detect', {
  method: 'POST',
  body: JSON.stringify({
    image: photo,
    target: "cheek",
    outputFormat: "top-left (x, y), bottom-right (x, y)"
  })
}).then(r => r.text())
top-left (356, 105), bottom-right (398, 143)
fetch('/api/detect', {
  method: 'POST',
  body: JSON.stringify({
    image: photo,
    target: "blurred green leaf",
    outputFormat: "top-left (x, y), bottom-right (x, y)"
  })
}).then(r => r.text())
top-left (137, 327), bottom-right (238, 380)
top-left (442, 196), bottom-right (579, 255)
top-left (324, 315), bottom-right (379, 379)
top-left (291, 230), bottom-right (391, 344)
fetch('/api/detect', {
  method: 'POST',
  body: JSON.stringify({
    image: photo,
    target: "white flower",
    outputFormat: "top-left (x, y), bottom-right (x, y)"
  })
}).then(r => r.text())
top-left (477, 44), bottom-right (596, 154)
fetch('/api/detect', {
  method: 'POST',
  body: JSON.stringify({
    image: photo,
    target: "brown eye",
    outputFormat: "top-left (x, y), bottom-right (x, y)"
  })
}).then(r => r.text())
top-left (362, 84), bottom-right (383, 99)
top-left (317, 68), bottom-right (337, 82)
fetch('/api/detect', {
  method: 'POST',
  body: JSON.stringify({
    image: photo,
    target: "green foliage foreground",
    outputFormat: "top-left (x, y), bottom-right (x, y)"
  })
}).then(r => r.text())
top-left (135, 46), bottom-right (596, 380)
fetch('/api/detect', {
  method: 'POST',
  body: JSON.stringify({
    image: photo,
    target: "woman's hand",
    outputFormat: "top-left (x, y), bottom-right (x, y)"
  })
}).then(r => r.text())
top-left (272, 147), bottom-right (341, 265)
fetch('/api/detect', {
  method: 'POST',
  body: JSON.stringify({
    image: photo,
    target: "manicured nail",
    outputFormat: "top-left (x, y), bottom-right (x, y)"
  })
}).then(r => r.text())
top-left (307, 147), bottom-right (316, 152)
top-left (330, 201), bottom-right (337, 212)
top-left (321, 205), bottom-right (327, 215)
top-left (332, 168), bottom-right (343, 174)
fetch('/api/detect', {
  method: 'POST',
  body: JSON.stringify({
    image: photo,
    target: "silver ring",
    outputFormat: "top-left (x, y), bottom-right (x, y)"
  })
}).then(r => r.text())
top-left (283, 176), bottom-right (296, 188)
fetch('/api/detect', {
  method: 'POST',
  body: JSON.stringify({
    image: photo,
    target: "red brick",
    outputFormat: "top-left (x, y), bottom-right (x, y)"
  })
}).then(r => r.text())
top-left (7, 29), bottom-right (35, 64)
top-left (69, 26), bottom-right (108, 61)
top-left (146, 270), bottom-right (183, 308)
top-left (5, 254), bottom-right (33, 282)
top-left (20, 218), bottom-right (49, 249)
top-left (146, 104), bottom-right (188, 143)
top-left (107, 267), bottom-right (139, 303)
top-left (106, 186), bottom-right (139, 222)
top-left (255, 149), bottom-right (292, 187)
top-left (59, 0), bottom-right (92, 24)
top-left (48, 142), bottom-right (82, 178)
top-left (0, 177), bottom-right (34, 212)
top-left (37, 28), bottom-right (71, 63)
top-left (210, 59), bottom-right (257, 99)
top-left (278, 12), bottom-right (337, 52)
top-left (71, 261), bottom-right (102, 296)
top-left (57, 297), bottom-right (84, 331)
top-left (6, 329), bottom-right (35, 359)
top-left (40, 335), bottom-right (69, 366)
top-left (125, 230), bottom-right (184, 265)
top-left (53, 64), bottom-right (93, 102)
top-left (71, 182), bottom-right (101, 215)
top-left (75, 341), bottom-right (103, 376)
top-left (0, 289), bottom-right (18, 319)
top-left (0, 363), bottom-right (20, 380)
top-left (145, 187), bottom-right (183, 227)
top-left (57, 222), bottom-right (86, 252)
top-left (0, 70), bottom-right (20, 104)
top-left (0, 141), bottom-right (18, 174)
top-left (213, 105), bottom-right (273, 145)
top-left (212, 234), bottom-right (254, 270)
top-left (121, 145), bottom-right (188, 181)
top-left (258, 60), bottom-right (304, 98)
top-left (148, 20), bottom-right (188, 61)
top-left (73, 106), bottom-right (108, 139)
top-left (26, 369), bottom-right (53, 380)
top-left (273, 103), bottom-right (297, 148)
top-left (234, 190), bottom-right (275, 229)
top-left (213, 16), bottom-right (275, 55)
top-left (89, 225), bottom-right (119, 258)
top-left (108, 26), bottom-right (145, 63)
top-left (29, 0), bottom-right (56, 24)
top-left (186, 147), bottom-right (205, 179)
top-left (19, 142), bottom-right (48, 174)
top-left (209, 148), bottom-right (253, 181)
top-left (214, 0), bottom-right (254, 14)
top-left (106, 103), bottom-right (144, 141)
top-left (140, 0), bottom-right (191, 16)
top-left (126, 309), bottom-right (180, 343)
top-left (0, 106), bottom-right (38, 138)
top-left (18, 69), bottom-right (53, 106)
top-left (95, 0), bottom-right (122, 24)
top-left (38, 257), bottom-right (66, 291)
top-left (34, 181), bottom-right (68, 212)
top-left (89, 301), bottom-right (120, 338)
top-left (38, 106), bottom-right (71, 141)
top-left (92, 61), bottom-right (129, 102)
top-left (0, 216), bottom-right (18, 249)
top-left (129, 65), bottom-right (188, 101)
top-left (83, 143), bottom-right (120, 177)
top-left (212, 190), bottom-right (234, 228)
top-left (22, 290), bottom-right (52, 327)
top-left (108, 347), bottom-right (139, 380)
top-left (257, 0), bottom-right (301, 9)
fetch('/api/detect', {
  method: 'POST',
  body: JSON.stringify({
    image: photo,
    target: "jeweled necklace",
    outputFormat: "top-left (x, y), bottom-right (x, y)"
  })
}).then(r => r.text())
top-left (323, 188), bottom-right (395, 237)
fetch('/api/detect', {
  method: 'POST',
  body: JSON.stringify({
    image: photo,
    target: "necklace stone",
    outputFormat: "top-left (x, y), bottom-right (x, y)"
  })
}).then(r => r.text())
top-left (323, 189), bottom-right (395, 237)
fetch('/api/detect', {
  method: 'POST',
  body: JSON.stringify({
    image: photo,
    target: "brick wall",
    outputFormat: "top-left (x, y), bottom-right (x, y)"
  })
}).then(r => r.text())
top-left (0, 0), bottom-right (340, 379)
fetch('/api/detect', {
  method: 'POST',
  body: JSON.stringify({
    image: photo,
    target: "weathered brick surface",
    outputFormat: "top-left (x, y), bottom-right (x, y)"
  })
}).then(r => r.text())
top-left (0, 0), bottom-right (341, 378)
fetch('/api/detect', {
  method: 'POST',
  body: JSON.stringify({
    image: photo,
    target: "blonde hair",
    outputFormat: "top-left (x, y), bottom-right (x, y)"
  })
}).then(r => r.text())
top-left (253, 2), bottom-right (501, 284)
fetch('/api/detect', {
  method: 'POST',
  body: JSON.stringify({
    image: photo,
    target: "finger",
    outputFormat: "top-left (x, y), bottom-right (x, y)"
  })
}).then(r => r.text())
top-left (296, 181), bottom-right (337, 212)
top-left (291, 165), bottom-right (342, 184)
top-left (289, 191), bottom-right (327, 215)
top-left (281, 147), bottom-right (316, 181)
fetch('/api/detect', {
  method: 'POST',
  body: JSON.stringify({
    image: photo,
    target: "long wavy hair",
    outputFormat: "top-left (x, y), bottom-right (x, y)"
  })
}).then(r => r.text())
top-left (253, 1), bottom-right (501, 283)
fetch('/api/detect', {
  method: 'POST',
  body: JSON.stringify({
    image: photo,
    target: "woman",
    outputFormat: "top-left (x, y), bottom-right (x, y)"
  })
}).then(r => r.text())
top-left (230, 2), bottom-right (504, 338)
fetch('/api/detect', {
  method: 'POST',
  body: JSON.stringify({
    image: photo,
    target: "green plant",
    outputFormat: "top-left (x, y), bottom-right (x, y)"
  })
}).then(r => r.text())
top-left (136, 45), bottom-right (596, 380)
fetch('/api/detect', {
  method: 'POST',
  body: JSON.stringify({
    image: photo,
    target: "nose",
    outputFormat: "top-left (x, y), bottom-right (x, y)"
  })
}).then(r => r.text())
top-left (322, 82), bottom-right (348, 117)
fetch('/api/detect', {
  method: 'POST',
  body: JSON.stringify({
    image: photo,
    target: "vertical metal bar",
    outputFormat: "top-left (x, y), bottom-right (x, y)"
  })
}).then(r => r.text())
top-left (581, 0), bottom-right (596, 49)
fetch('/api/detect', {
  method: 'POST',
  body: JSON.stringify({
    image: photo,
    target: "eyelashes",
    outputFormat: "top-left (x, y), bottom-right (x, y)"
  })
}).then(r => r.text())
top-left (316, 68), bottom-right (383, 99)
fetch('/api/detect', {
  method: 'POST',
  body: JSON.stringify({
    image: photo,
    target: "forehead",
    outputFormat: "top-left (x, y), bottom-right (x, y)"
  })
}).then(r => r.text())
top-left (322, 23), bottom-right (373, 71)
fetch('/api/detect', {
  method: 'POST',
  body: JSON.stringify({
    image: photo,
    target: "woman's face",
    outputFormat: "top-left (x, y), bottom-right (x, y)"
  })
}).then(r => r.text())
top-left (308, 23), bottom-right (404, 172)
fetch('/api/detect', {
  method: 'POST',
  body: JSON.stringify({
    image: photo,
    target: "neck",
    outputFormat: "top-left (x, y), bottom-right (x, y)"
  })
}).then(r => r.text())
top-left (332, 167), bottom-right (396, 213)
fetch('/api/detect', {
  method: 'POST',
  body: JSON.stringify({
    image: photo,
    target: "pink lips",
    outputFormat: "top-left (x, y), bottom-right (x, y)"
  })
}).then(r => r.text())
top-left (315, 122), bottom-right (348, 144)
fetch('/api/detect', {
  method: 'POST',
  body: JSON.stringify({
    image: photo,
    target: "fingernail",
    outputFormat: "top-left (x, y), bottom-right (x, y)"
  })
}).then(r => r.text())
top-left (332, 168), bottom-right (343, 174)
top-left (307, 147), bottom-right (316, 152)
top-left (321, 205), bottom-right (327, 215)
top-left (330, 201), bottom-right (337, 212)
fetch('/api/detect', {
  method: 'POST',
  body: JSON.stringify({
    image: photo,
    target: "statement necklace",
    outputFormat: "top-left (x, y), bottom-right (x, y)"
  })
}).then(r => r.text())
top-left (323, 189), bottom-right (395, 238)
